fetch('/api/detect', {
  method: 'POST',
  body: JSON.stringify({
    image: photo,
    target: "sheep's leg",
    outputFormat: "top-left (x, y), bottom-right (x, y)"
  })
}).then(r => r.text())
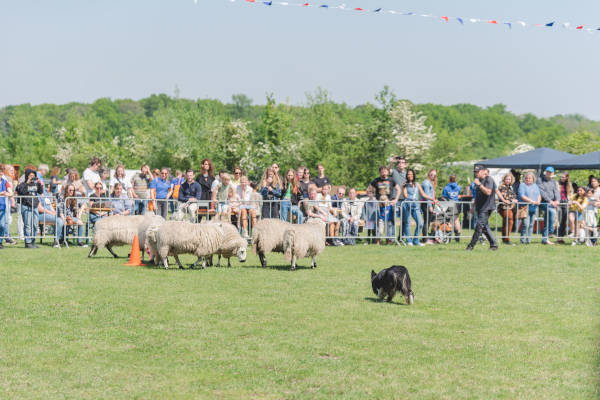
top-left (190, 257), bottom-right (204, 269)
top-left (201, 257), bottom-right (207, 269)
top-left (227, 258), bottom-right (231, 268)
top-left (216, 255), bottom-right (221, 268)
top-left (174, 255), bottom-right (184, 269)
top-left (162, 257), bottom-right (169, 270)
top-left (87, 245), bottom-right (97, 258)
top-left (258, 252), bottom-right (267, 268)
top-left (106, 245), bottom-right (119, 258)
top-left (206, 255), bottom-right (213, 267)
top-left (291, 255), bottom-right (296, 271)
top-left (311, 256), bottom-right (317, 269)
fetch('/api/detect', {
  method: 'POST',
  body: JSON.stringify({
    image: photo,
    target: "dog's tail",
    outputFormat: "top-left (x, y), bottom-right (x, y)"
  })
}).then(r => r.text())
top-left (400, 270), bottom-right (414, 305)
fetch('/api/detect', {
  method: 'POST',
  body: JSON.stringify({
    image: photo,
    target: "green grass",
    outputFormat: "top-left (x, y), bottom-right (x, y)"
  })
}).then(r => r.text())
top-left (0, 242), bottom-right (599, 399)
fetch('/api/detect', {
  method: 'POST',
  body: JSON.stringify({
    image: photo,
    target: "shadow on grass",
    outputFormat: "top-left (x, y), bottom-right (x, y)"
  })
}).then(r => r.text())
top-left (242, 263), bottom-right (315, 271)
top-left (364, 297), bottom-right (409, 306)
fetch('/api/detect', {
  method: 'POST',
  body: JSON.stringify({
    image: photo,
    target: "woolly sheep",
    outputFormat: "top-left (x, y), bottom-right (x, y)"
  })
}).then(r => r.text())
top-left (155, 220), bottom-right (224, 270)
top-left (137, 214), bottom-right (165, 262)
top-left (283, 220), bottom-right (326, 271)
top-left (251, 218), bottom-right (292, 268)
top-left (212, 222), bottom-right (247, 267)
top-left (88, 215), bottom-right (146, 258)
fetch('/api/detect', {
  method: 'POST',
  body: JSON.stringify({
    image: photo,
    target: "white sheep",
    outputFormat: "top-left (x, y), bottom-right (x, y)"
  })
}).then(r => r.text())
top-left (144, 222), bottom-right (163, 265)
top-left (88, 215), bottom-right (146, 258)
top-left (283, 220), bottom-right (326, 271)
top-left (155, 220), bottom-right (224, 270)
top-left (137, 214), bottom-right (165, 263)
top-left (251, 218), bottom-right (292, 268)
top-left (214, 222), bottom-right (247, 267)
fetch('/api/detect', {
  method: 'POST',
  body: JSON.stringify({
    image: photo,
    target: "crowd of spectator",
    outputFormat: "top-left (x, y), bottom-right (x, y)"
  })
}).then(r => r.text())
top-left (0, 155), bottom-right (598, 250)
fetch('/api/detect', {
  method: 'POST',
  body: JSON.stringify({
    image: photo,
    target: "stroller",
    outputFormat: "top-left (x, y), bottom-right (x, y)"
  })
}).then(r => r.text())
top-left (431, 201), bottom-right (457, 244)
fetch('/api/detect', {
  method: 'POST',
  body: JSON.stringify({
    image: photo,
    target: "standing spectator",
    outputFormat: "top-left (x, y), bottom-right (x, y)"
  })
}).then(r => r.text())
top-left (280, 169), bottom-right (304, 224)
top-left (369, 166), bottom-right (400, 244)
top-left (210, 170), bottom-right (226, 211)
top-left (111, 183), bottom-right (133, 216)
top-left (536, 166), bottom-right (560, 245)
top-left (584, 188), bottom-right (598, 246)
top-left (195, 159), bottom-right (215, 218)
top-left (212, 172), bottom-right (234, 222)
top-left (299, 168), bottom-right (313, 198)
top-left (497, 173), bottom-right (518, 245)
top-left (150, 168), bottom-right (173, 219)
top-left (557, 172), bottom-right (574, 243)
top-left (569, 186), bottom-right (588, 245)
top-left (402, 169), bottom-right (426, 246)
top-left (2, 164), bottom-right (16, 245)
top-left (131, 164), bottom-right (153, 215)
top-left (260, 167), bottom-right (282, 219)
top-left (37, 164), bottom-right (49, 190)
top-left (330, 186), bottom-right (346, 236)
top-left (170, 170), bottom-right (185, 214)
top-left (82, 157), bottom-right (102, 196)
top-left (511, 169), bottom-right (522, 233)
top-left (109, 165), bottom-right (133, 198)
top-left (271, 163), bottom-right (284, 189)
top-left (317, 184), bottom-right (342, 245)
top-left (377, 191), bottom-right (394, 245)
top-left (362, 187), bottom-right (378, 244)
top-left (231, 166), bottom-right (243, 189)
top-left (296, 166), bottom-right (306, 181)
top-left (313, 163), bottom-right (332, 193)
top-left (390, 156), bottom-right (407, 239)
top-left (518, 172), bottom-right (541, 245)
top-left (37, 193), bottom-right (65, 247)
top-left (16, 169), bottom-right (44, 248)
top-left (178, 169), bottom-right (203, 223)
top-left (57, 184), bottom-right (86, 246)
top-left (421, 169), bottom-right (438, 244)
top-left (466, 166), bottom-right (499, 251)
top-left (0, 164), bottom-right (10, 249)
top-left (49, 166), bottom-right (61, 196)
top-left (589, 176), bottom-right (600, 201)
top-left (441, 174), bottom-right (462, 242)
top-left (236, 175), bottom-right (257, 238)
top-left (340, 188), bottom-right (362, 245)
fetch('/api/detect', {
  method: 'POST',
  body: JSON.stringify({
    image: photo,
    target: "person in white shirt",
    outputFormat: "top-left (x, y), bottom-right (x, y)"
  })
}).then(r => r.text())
top-left (82, 157), bottom-right (102, 196)
top-left (236, 176), bottom-right (256, 238)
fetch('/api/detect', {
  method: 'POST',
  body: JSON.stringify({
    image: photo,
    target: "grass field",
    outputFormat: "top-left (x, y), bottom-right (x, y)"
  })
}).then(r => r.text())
top-left (1, 241), bottom-right (599, 399)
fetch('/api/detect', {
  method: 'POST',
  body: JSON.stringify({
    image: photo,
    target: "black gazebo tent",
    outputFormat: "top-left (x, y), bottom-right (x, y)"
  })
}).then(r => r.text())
top-left (551, 151), bottom-right (600, 170)
top-left (475, 147), bottom-right (574, 170)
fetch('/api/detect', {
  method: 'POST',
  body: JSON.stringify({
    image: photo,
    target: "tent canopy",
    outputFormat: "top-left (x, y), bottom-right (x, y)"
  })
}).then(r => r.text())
top-left (551, 151), bottom-right (600, 170)
top-left (475, 147), bottom-right (574, 169)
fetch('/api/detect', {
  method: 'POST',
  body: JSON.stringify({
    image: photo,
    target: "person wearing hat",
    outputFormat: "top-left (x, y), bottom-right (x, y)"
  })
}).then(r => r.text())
top-left (466, 166), bottom-right (500, 251)
top-left (536, 166), bottom-right (560, 245)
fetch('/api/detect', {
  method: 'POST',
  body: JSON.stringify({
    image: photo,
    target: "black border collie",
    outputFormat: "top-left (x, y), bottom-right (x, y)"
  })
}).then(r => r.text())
top-left (371, 265), bottom-right (414, 304)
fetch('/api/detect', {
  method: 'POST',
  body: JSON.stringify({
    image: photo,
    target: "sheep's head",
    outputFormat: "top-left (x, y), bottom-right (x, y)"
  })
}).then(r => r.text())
top-left (237, 246), bottom-right (247, 263)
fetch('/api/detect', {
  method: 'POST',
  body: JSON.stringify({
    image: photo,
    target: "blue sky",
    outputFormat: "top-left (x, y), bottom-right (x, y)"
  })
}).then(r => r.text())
top-left (1, 0), bottom-right (599, 118)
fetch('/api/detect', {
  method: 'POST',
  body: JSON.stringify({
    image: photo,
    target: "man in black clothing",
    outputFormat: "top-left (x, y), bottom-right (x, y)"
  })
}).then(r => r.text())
top-left (369, 166), bottom-right (400, 243)
top-left (16, 169), bottom-right (44, 248)
top-left (312, 163), bottom-right (331, 193)
top-left (466, 166), bottom-right (499, 251)
top-left (179, 169), bottom-right (203, 222)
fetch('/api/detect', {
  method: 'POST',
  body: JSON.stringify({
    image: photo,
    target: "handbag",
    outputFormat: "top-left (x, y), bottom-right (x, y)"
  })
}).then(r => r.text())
top-left (517, 205), bottom-right (528, 219)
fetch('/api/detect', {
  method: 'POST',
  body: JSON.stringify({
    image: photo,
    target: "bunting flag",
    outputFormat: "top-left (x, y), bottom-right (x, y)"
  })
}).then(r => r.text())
top-left (212, 0), bottom-right (600, 36)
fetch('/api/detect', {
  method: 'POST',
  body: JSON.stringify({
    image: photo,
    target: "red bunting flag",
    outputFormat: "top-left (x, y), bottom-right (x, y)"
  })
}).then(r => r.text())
top-left (354, 7), bottom-right (363, 11)
top-left (246, 0), bottom-right (255, 2)
top-left (576, 25), bottom-right (584, 29)
top-left (488, 20), bottom-right (497, 24)
top-left (302, 2), bottom-right (309, 5)
top-left (441, 16), bottom-right (448, 22)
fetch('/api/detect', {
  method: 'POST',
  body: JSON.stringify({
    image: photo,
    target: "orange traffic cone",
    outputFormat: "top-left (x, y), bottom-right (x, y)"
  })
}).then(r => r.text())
top-left (124, 235), bottom-right (145, 266)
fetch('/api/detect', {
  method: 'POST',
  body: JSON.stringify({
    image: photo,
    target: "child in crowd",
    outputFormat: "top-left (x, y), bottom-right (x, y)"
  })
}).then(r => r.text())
top-left (584, 188), bottom-right (598, 246)
top-left (317, 184), bottom-right (342, 246)
top-left (225, 187), bottom-right (240, 225)
top-left (377, 189), bottom-right (394, 245)
top-left (362, 187), bottom-right (378, 244)
top-left (569, 185), bottom-right (587, 246)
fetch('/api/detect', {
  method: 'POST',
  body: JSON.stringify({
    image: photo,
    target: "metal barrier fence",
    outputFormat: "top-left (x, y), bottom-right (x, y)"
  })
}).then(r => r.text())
top-left (0, 195), bottom-right (597, 247)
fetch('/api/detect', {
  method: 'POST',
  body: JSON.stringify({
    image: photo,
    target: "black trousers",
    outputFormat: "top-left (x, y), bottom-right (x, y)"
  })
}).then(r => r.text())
top-left (557, 203), bottom-right (569, 238)
top-left (469, 209), bottom-right (497, 248)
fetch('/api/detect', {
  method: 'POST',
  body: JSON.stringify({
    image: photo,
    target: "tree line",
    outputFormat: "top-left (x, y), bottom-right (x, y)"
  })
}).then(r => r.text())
top-left (1, 87), bottom-right (599, 188)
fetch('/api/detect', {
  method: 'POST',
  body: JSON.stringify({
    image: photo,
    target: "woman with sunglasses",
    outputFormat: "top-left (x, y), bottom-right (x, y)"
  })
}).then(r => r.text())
top-left (56, 184), bottom-right (86, 246)
top-left (150, 168), bottom-right (173, 219)
top-left (299, 168), bottom-right (313, 199)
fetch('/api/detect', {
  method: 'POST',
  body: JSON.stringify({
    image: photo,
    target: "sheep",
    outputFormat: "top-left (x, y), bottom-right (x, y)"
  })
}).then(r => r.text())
top-left (283, 220), bottom-right (326, 271)
top-left (155, 220), bottom-right (224, 270)
top-left (213, 222), bottom-right (247, 267)
top-left (88, 215), bottom-right (146, 258)
top-left (137, 214), bottom-right (165, 263)
top-left (144, 222), bottom-right (163, 265)
top-left (251, 218), bottom-right (292, 268)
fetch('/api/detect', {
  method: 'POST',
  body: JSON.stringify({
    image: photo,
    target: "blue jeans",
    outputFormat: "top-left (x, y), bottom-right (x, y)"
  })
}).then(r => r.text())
top-left (134, 199), bottom-right (147, 215)
top-left (21, 204), bottom-right (38, 244)
top-left (39, 213), bottom-right (65, 241)
top-left (402, 202), bottom-right (423, 245)
top-left (280, 201), bottom-right (304, 224)
top-left (0, 208), bottom-right (6, 244)
top-left (341, 219), bottom-right (359, 245)
top-left (540, 204), bottom-right (556, 242)
top-left (520, 208), bottom-right (538, 244)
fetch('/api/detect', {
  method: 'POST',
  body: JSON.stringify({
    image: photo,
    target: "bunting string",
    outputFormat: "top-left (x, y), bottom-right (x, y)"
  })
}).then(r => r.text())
top-left (209, 0), bottom-right (600, 35)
